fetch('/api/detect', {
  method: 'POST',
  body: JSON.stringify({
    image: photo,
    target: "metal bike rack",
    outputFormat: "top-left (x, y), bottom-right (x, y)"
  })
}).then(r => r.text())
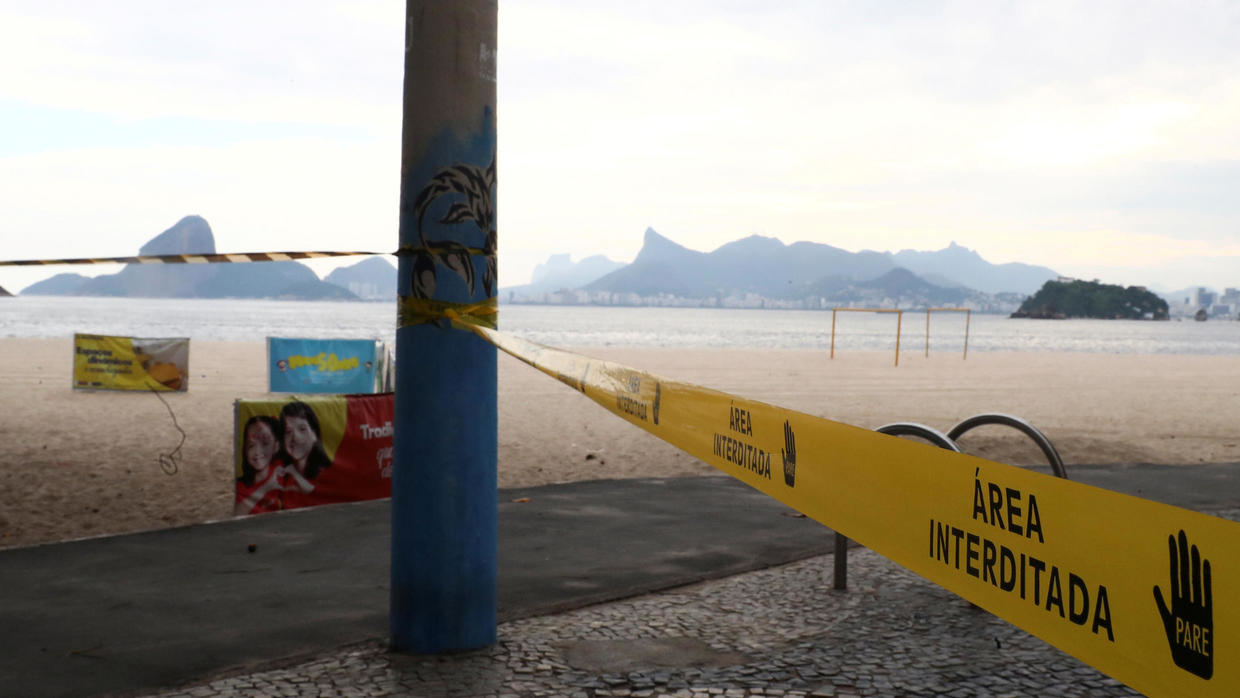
top-left (832, 423), bottom-right (962, 591)
top-left (832, 416), bottom-right (1064, 591)
top-left (873, 422), bottom-right (963, 451)
top-left (947, 412), bottom-right (1068, 480)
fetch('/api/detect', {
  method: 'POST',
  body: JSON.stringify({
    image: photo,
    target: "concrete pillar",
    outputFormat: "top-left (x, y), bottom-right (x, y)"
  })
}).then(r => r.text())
top-left (391, 0), bottom-right (498, 653)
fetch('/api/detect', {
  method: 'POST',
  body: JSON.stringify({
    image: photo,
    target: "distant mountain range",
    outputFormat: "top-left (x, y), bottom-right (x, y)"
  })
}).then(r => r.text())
top-left (888, 243), bottom-right (1058, 295)
top-left (583, 230), bottom-right (889, 298)
top-left (324, 257), bottom-right (397, 300)
top-left (19, 219), bottom-right (1060, 304)
top-left (500, 254), bottom-right (626, 297)
top-left (20, 216), bottom-right (395, 300)
top-left (539, 228), bottom-right (1057, 301)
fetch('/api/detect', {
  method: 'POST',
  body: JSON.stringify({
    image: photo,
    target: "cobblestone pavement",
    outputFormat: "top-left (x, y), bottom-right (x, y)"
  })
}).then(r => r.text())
top-left (137, 543), bottom-right (1172, 698)
top-left (140, 508), bottom-right (1240, 698)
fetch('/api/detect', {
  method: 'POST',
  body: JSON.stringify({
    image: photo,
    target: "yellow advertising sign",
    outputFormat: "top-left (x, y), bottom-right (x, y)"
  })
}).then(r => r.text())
top-left (475, 326), bottom-right (1237, 697)
top-left (72, 333), bottom-right (189, 392)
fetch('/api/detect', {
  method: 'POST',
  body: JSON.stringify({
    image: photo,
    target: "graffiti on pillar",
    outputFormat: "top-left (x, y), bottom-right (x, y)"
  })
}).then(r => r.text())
top-left (408, 155), bottom-right (497, 300)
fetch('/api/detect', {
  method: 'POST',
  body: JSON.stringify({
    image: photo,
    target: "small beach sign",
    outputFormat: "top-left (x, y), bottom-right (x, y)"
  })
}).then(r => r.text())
top-left (71, 333), bottom-right (189, 392)
top-left (266, 337), bottom-right (389, 394)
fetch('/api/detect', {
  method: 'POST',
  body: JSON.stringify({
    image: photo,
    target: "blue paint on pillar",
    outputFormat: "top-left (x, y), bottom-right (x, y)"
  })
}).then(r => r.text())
top-left (390, 0), bottom-right (497, 651)
top-left (391, 321), bottom-right (496, 651)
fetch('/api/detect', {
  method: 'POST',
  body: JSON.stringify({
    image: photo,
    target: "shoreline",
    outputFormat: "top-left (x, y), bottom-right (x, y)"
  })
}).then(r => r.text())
top-left (2, 338), bottom-right (1239, 550)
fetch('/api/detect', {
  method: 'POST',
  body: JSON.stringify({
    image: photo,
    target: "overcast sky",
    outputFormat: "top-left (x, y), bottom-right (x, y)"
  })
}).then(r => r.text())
top-left (3, 0), bottom-right (1239, 295)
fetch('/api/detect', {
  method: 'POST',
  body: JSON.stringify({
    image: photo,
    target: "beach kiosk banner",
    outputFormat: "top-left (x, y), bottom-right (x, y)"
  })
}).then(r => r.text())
top-left (72, 333), bottom-right (189, 392)
top-left (233, 392), bottom-right (393, 516)
top-left (266, 337), bottom-right (387, 394)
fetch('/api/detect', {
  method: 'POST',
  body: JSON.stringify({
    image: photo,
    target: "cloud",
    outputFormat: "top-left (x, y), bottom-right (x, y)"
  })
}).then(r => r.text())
top-left (4, 0), bottom-right (1240, 292)
top-left (0, 1), bottom-right (402, 124)
top-left (0, 137), bottom-right (399, 257)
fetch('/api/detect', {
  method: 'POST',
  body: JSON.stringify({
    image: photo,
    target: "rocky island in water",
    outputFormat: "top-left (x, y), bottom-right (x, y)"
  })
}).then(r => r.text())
top-left (1011, 279), bottom-right (1169, 320)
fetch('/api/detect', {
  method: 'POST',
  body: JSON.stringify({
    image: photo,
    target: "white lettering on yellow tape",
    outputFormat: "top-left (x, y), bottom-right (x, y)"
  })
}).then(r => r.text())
top-left (473, 325), bottom-right (1237, 697)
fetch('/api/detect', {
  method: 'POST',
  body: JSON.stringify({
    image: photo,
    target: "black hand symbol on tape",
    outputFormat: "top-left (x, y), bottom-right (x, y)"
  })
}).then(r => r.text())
top-left (1153, 529), bottom-right (1213, 679)
top-left (781, 420), bottom-right (796, 487)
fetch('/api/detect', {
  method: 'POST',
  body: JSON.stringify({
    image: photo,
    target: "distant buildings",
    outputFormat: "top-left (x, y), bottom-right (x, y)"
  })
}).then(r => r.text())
top-left (1167, 286), bottom-right (1239, 319)
top-left (344, 281), bottom-right (385, 300)
top-left (502, 288), bottom-right (1025, 314)
top-left (1211, 287), bottom-right (1240, 318)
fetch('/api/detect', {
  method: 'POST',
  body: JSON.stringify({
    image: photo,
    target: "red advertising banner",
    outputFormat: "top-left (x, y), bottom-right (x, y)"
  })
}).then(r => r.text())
top-left (233, 393), bottom-right (393, 516)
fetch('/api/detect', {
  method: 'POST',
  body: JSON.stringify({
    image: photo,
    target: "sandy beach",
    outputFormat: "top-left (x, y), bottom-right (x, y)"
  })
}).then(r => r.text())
top-left (1, 337), bottom-right (1237, 550)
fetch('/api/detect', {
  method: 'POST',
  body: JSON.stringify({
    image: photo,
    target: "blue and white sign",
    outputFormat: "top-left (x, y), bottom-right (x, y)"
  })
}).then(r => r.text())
top-left (267, 337), bottom-right (384, 394)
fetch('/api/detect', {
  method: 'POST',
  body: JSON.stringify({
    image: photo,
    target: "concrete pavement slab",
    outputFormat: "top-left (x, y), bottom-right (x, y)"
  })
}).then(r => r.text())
top-left (0, 476), bottom-right (830, 698)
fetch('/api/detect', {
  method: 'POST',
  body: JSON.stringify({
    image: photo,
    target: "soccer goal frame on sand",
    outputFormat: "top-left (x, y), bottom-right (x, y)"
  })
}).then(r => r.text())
top-left (829, 307), bottom-right (904, 367)
top-left (924, 307), bottom-right (971, 359)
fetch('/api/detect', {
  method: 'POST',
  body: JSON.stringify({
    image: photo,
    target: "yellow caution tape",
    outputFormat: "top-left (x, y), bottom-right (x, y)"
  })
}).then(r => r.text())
top-left (468, 324), bottom-right (1237, 698)
top-left (398, 296), bottom-right (498, 330)
top-left (395, 243), bottom-right (489, 257)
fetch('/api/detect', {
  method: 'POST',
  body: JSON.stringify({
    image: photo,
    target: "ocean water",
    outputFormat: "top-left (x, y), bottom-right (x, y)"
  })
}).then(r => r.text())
top-left (2, 295), bottom-right (1239, 355)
